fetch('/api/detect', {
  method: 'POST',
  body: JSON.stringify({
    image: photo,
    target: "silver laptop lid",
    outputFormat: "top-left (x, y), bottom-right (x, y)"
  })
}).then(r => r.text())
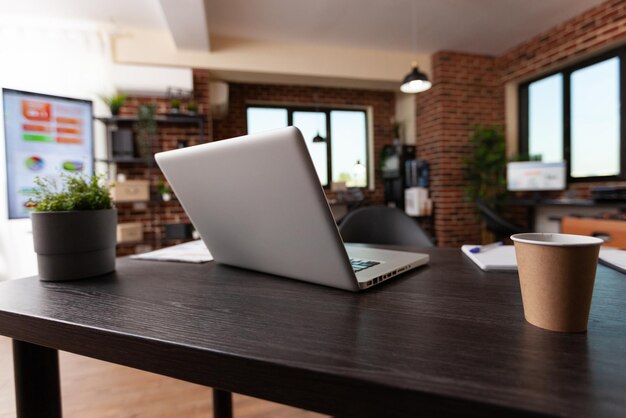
top-left (155, 127), bottom-right (360, 291)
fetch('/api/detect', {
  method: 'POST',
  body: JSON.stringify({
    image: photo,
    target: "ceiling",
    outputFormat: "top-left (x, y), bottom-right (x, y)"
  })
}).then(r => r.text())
top-left (0, 0), bottom-right (607, 56)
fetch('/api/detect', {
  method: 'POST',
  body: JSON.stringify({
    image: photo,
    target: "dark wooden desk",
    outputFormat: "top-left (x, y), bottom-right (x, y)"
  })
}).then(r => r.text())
top-left (0, 248), bottom-right (625, 417)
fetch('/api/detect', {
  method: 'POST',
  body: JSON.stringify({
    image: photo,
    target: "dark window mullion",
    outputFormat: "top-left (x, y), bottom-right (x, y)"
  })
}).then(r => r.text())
top-left (325, 110), bottom-right (332, 186)
top-left (518, 84), bottom-right (529, 156)
top-left (618, 49), bottom-right (626, 179)
top-left (563, 71), bottom-right (572, 181)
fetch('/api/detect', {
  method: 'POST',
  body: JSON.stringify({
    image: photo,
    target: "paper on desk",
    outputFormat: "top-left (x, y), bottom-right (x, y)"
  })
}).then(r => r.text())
top-left (461, 245), bottom-right (518, 272)
top-left (599, 247), bottom-right (626, 274)
top-left (130, 240), bottom-right (213, 263)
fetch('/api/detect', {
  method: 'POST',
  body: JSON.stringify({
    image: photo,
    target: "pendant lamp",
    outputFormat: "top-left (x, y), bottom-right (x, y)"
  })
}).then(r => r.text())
top-left (401, 61), bottom-right (432, 93)
top-left (401, 1), bottom-right (431, 93)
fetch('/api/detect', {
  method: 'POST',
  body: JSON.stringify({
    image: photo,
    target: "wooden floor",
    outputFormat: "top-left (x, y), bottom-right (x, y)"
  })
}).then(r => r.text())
top-left (0, 337), bottom-right (326, 418)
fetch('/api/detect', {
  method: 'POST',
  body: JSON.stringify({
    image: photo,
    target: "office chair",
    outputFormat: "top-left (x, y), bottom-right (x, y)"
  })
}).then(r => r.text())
top-left (475, 199), bottom-right (525, 241)
top-left (338, 206), bottom-right (434, 247)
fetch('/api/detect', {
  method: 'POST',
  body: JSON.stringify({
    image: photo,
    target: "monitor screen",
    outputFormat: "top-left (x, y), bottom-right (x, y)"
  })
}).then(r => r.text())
top-left (3, 88), bottom-right (94, 219)
top-left (507, 161), bottom-right (566, 192)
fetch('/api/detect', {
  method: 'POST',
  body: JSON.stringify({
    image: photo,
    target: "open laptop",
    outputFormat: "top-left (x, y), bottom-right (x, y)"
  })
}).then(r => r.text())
top-left (155, 126), bottom-right (429, 291)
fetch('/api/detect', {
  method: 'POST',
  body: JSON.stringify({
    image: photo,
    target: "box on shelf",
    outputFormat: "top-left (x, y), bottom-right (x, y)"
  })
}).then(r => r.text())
top-left (405, 187), bottom-right (432, 217)
top-left (117, 222), bottom-right (144, 243)
top-left (110, 180), bottom-right (150, 202)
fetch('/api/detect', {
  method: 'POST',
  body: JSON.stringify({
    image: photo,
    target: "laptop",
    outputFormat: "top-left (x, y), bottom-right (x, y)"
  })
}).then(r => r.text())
top-left (155, 126), bottom-right (429, 291)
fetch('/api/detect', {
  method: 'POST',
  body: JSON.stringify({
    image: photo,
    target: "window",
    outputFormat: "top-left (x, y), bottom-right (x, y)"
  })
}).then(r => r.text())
top-left (246, 105), bottom-right (369, 188)
top-left (520, 50), bottom-right (625, 181)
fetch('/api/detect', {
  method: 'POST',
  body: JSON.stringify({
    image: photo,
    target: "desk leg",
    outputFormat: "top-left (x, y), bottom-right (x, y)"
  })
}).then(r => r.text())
top-left (213, 389), bottom-right (233, 418)
top-left (12, 340), bottom-right (62, 418)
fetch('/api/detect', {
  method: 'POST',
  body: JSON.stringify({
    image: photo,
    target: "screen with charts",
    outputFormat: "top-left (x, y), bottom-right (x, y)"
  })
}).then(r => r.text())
top-left (3, 89), bottom-right (94, 219)
top-left (507, 161), bottom-right (566, 191)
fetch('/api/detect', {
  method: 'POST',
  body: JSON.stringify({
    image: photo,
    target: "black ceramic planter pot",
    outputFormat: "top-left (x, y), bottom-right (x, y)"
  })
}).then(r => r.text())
top-left (31, 209), bottom-right (117, 281)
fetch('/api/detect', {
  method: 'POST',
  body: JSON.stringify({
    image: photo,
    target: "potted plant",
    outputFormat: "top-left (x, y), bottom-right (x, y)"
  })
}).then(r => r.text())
top-left (135, 103), bottom-right (157, 160)
top-left (157, 179), bottom-right (173, 202)
top-left (102, 93), bottom-right (127, 116)
top-left (186, 101), bottom-right (198, 114)
top-left (169, 99), bottom-right (181, 114)
top-left (463, 125), bottom-right (508, 242)
top-left (29, 174), bottom-right (117, 281)
top-left (462, 125), bottom-right (508, 209)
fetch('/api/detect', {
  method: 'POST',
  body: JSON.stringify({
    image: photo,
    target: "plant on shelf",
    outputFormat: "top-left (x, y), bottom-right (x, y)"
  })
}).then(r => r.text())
top-left (186, 101), bottom-right (198, 114)
top-left (157, 179), bottom-right (173, 202)
top-left (169, 98), bottom-right (181, 113)
top-left (28, 173), bottom-right (117, 281)
top-left (135, 103), bottom-right (157, 160)
top-left (101, 93), bottom-right (127, 116)
top-left (463, 125), bottom-right (508, 209)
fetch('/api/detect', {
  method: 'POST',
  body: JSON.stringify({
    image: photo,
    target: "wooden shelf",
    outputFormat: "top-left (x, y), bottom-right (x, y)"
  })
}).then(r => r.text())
top-left (95, 114), bottom-right (206, 125)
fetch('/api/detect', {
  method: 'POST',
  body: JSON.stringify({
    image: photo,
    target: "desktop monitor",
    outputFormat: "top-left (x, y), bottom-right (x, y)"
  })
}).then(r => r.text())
top-left (3, 88), bottom-right (94, 219)
top-left (507, 161), bottom-right (566, 192)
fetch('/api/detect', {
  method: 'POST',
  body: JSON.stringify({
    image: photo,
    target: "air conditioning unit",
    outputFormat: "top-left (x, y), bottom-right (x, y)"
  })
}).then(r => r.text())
top-left (210, 81), bottom-right (229, 120)
top-left (111, 64), bottom-right (193, 97)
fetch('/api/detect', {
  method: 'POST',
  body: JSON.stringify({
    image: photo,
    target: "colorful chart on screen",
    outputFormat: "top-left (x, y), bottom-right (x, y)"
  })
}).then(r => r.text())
top-left (3, 89), bottom-right (94, 219)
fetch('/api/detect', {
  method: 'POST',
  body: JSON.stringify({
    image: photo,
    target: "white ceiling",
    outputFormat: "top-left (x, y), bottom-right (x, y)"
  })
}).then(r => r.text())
top-left (0, 0), bottom-right (607, 55)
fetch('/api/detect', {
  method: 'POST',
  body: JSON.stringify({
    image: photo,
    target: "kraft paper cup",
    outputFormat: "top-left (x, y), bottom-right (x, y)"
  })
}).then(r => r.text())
top-left (511, 233), bottom-right (603, 333)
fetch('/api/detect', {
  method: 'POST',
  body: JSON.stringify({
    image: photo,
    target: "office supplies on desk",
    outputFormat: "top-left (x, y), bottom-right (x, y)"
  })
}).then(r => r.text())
top-left (599, 247), bottom-right (626, 274)
top-left (461, 245), bottom-right (517, 271)
top-left (155, 126), bottom-right (429, 291)
top-left (469, 241), bottom-right (503, 254)
top-left (131, 239), bottom-right (213, 263)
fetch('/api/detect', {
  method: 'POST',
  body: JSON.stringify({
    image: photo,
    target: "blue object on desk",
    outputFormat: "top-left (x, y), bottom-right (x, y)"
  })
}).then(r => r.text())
top-left (469, 241), bottom-right (503, 254)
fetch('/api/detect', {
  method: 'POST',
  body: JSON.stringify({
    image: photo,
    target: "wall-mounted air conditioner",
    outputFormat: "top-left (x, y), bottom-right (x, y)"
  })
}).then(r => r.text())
top-left (111, 64), bottom-right (193, 97)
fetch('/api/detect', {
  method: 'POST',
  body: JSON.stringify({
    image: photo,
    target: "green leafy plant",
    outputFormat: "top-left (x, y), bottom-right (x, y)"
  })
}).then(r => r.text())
top-left (101, 93), bottom-right (127, 116)
top-left (186, 101), bottom-right (198, 113)
top-left (170, 99), bottom-right (181, 110)
top-left (136, 103), bottom-right (157, 159)
top-left (463, 125), bottom-right (508, 209)
top-left (30, 174), bottom-right (113, 212)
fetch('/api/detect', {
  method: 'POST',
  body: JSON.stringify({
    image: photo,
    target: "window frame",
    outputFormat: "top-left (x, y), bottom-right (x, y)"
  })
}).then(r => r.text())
top-left (245, 104), bottom-right (369, 189)
top-left (519, 47), bottom-right (626, 182)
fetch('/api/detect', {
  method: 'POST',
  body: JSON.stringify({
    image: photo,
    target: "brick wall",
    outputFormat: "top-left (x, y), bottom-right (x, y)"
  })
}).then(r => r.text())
top-left (415, 52), bottom-right (504, 247)
top-left (212, 83), bottom-right (396, 204)
top-left (113, 69), bottom-right (210, 255)
top-left (417, 0), bottom-right (626, 247)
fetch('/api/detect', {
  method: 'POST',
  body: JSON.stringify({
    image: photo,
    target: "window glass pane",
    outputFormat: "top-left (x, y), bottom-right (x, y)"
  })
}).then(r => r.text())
top-left (571, 57), bottom-right (620, 178)
top-left (330, 111), bottom-right (367, 187)
top-left (246, 107), bottom-right (288, 134)
top-left (528, 73), bottom-right (563, 162)
top-left (293, 111), bottom-right (328, 186)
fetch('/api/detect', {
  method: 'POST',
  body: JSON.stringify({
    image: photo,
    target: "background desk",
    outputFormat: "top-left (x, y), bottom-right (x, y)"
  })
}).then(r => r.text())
top-left (509, 198), bottom-right (626, 232)
top-left (0, 248), bottom-right (625, 417)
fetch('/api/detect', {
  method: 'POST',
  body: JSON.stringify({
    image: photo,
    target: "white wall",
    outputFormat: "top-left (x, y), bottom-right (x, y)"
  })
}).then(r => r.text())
top-left (0, 18), bottom-right (114, 280)
top-left (394, 93), bottom-right (416, 144)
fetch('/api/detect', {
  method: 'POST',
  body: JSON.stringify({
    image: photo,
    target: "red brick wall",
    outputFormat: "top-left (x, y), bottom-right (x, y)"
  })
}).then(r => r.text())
top-left (113, 69), bottom-right (211, 255)
top-left (212, 83), bottom-right (396, 204)
top-left (415, 52), bottom-right (504, 247)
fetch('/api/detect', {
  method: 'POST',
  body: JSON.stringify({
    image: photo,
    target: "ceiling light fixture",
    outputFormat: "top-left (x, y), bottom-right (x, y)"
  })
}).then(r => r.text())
top-left (401, 1), bottom-right (431, 94)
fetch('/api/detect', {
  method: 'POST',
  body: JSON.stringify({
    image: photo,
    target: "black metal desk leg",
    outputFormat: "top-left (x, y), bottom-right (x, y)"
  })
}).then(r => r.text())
top-left (213, 389), bottom-right (233, 418)
top-left (13, 340), bottom-right (62, 418)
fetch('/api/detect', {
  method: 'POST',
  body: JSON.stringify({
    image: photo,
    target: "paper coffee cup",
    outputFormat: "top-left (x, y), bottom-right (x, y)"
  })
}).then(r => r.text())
top-left (511, 233), bottom-right (603, 332)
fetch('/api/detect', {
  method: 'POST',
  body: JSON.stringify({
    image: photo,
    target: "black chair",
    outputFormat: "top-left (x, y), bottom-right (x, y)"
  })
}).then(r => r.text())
top-left (475, 199), bottom-right (525, 241)
top-left (338, 206), bottom-right (434, 247)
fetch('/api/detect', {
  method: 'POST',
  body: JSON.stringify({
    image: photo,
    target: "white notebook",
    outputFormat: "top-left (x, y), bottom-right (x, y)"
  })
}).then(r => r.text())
top-left (599, 247), bottom-right (626, 274)
top-left (461, 245), bottom-right (518, 272)
top-left (131, 240), bottom-right (213, 263)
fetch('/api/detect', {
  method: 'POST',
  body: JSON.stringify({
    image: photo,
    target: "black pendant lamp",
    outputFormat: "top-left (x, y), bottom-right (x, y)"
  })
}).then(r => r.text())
top-left (401, 61), bottom-right (432, 93)
top-left (312, 132), bottom-right (325, 143)
top-left (401, 1), bottom-right (431, 94)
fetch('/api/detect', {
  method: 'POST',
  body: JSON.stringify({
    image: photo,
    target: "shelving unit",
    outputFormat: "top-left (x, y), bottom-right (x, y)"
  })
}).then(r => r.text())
top-left (94, 113), bottom-right (207, 255)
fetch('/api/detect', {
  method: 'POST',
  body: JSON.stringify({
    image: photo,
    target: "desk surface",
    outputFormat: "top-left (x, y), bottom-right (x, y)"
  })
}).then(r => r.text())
top-left (0, 248), bottom-right (625, 417)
